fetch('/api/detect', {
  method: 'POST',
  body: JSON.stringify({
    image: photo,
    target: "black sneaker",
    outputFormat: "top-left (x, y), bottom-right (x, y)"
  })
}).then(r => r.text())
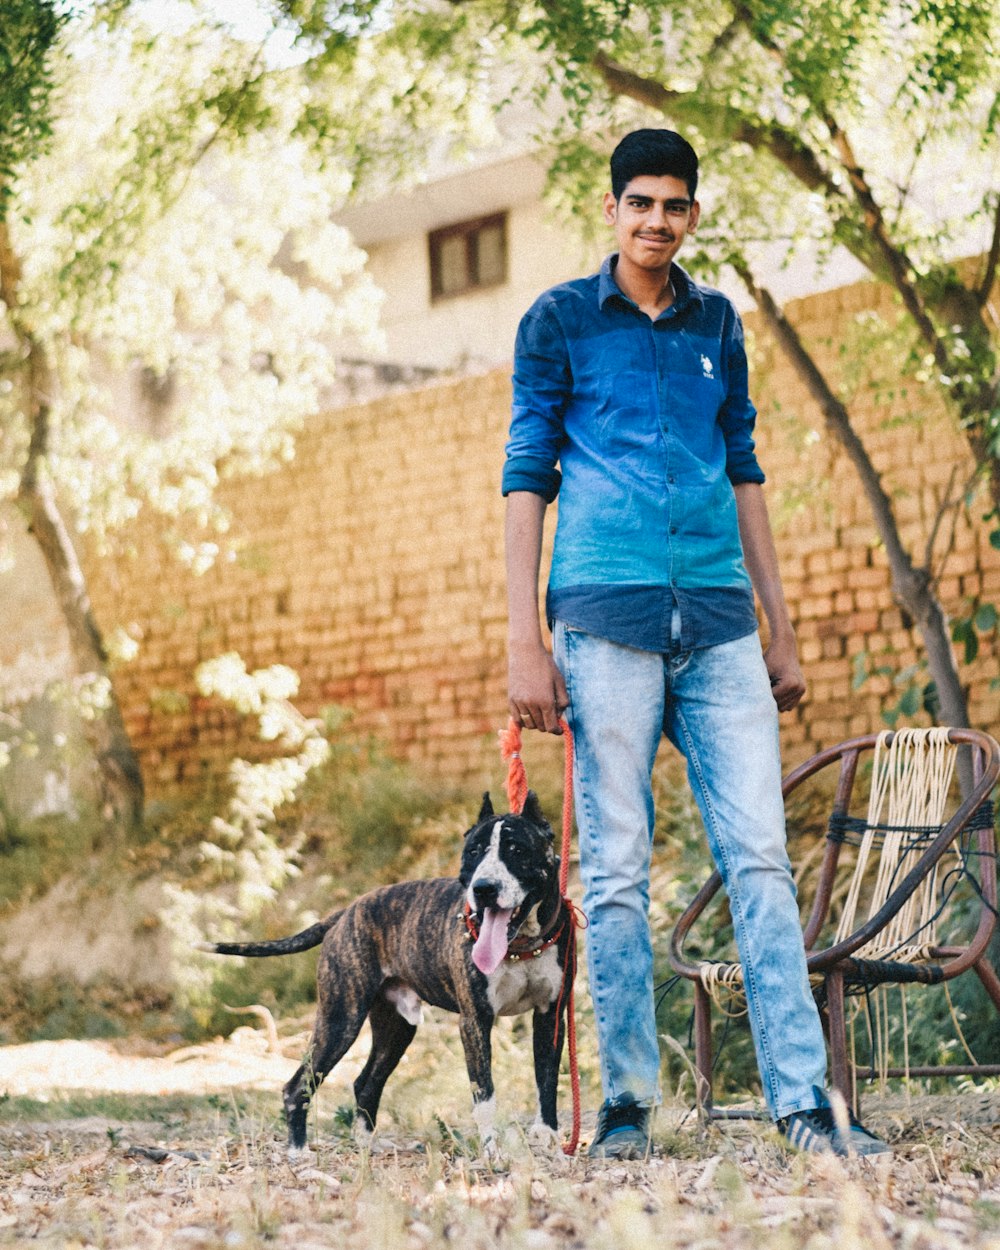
top-left (778, 1099), bottom-right (890, 1157)
top-left (587, 1094), bottom-right (653, 1160)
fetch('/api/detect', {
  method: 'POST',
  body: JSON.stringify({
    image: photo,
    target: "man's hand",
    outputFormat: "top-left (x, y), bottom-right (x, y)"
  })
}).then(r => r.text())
top-left (764, 632), bottom-right (806, 714)
top-left (508, 640), bottom-right (569, 734)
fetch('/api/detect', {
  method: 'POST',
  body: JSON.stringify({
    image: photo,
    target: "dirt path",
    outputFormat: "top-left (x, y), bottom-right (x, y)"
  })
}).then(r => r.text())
top-left (0, 1031), bottom-right (301, 1099)
top-left (2, 1034), bottom-right (1000, 1249)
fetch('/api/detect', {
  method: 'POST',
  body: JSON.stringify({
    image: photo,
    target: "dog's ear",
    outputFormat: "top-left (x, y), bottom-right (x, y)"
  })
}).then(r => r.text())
top-left (474, 792), bottom-right (494, 826)
top-left (522, 790), bottom-right (553, 839)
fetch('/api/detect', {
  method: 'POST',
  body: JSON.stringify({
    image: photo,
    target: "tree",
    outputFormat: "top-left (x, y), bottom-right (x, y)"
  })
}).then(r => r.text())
top-left (270, 0), bottom-right (1000, 744)
top-left (0, 3), bottom-right (381, 836)
top-left (0, 0), bottom-right (65, 216)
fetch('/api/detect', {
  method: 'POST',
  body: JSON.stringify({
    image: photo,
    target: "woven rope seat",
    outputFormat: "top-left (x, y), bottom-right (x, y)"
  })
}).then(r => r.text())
top-left (668, 727), bottom-right (1000, 1115)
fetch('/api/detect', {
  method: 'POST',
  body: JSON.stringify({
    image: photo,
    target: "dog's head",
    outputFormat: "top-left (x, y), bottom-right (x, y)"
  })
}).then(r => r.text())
top-left (459, 790), bottom-right (558, 976)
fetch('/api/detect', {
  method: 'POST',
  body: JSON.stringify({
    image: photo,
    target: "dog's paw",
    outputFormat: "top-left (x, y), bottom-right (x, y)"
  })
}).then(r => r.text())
top-left (526, 1121), bottom-right (561, 1154)
top-left (352, 1119), bottom-right (375, 1151)
top-left (286, 1144), bottom-right (316, 1167)
top-left (474, 1134), bottom-right (509, 1172)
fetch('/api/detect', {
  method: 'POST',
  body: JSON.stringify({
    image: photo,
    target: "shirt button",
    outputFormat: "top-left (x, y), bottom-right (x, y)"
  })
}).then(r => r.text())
top-left (670, 526), bottom-right (678, 535)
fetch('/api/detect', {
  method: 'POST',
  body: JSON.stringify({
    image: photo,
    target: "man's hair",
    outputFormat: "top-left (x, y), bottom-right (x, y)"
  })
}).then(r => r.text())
top-left (610, 129), bottom-right (699, 200)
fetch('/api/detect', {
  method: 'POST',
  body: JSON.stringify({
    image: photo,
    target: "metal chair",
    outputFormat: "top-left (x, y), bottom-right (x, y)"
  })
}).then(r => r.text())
top-left (668, 727), bottom-right (1000, 1116)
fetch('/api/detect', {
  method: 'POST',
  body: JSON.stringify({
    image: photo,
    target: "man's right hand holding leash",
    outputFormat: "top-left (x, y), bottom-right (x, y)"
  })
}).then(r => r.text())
top-left (509, 639), bottom-right (568, 735)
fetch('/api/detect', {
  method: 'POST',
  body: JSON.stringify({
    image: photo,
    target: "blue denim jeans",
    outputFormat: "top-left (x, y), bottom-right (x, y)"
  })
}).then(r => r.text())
top-left (553, 622), bottom-right (828, 1119)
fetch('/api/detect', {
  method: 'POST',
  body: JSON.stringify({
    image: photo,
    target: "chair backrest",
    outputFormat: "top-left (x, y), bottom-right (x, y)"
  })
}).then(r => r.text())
top-left (833, 728), bottom-right (960, 961)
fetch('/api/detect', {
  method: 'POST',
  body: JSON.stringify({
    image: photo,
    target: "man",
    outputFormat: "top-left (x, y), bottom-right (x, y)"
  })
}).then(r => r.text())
top-left (502, 129), bottom-right (888, 1159)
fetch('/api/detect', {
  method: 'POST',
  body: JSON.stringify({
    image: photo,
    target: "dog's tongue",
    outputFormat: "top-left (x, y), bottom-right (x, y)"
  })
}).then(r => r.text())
top-left (472, 907), bottom-right (514, 975)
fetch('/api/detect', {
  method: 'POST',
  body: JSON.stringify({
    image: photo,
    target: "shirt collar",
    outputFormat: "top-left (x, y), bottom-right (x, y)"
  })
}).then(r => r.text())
top-left (598, 255), bottom-right (703, 316)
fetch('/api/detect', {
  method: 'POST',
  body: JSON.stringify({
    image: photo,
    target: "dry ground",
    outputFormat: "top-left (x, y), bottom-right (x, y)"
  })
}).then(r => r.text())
top-left (2, 1016), bottom-right (1000, 1250)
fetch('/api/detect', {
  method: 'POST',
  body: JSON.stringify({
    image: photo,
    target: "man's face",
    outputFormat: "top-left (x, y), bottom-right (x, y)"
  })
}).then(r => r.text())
top-left (603, 174), bottom-right (700, 274)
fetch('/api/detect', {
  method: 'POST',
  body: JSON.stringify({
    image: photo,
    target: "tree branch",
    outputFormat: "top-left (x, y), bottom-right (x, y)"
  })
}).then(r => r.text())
top-left (977, 193), bottom-right (1000, 307)
top-left (734, 255), bottom-right (970, 732)
top-left (824, 122), bottom-right (952, 375)
top-left (708, 2), bottom-right (955, 377)
top-left (591, 51), bottom-right (845, 203)
top-left (734, 257), bottom-right (913, 580)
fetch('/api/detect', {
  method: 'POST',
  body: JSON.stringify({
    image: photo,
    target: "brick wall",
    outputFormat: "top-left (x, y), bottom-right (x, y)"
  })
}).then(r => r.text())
top-left (85, 276), bottom-right (1000, 794)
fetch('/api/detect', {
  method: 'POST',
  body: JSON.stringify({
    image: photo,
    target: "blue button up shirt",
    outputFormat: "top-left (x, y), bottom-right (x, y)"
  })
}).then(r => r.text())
top-left (502, 256), bottom-right (765, 654)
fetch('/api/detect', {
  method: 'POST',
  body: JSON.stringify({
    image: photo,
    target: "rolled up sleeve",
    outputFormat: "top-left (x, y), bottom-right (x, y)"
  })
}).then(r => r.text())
top-left (718, 309), bottom-right (766, 486)
top-left (502, 299), bottom-right (570, 502)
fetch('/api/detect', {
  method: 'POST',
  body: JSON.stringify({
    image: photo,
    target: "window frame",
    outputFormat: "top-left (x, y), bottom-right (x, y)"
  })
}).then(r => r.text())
top-left (428, 212), bottom-right (508, 302)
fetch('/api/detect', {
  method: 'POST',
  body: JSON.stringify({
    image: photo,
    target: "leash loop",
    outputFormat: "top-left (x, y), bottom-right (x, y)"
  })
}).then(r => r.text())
top-left (498, 714), bottom-right (582, 1155)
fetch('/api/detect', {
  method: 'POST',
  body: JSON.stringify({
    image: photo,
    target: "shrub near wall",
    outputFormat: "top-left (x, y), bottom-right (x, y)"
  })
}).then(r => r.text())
top-left (85, 278), bottom-right (1000, 795)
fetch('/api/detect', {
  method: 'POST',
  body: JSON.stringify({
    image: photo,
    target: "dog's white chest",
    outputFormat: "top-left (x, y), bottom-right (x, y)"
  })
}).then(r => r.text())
top-left (487, 945), bottom-right (563, 1016)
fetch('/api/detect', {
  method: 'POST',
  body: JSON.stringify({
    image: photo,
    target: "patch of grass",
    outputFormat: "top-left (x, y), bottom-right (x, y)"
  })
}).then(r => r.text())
top-left (0, 1089), bottom-right (272, 1125)
top-left (177, 948), bottom-right (319, 1041)
top-left (0, 806), bottom-right (98, 909)
top-left (293, 735), bottom-right (459, 884)
top-left (973, 1199), bottom-right (1000, 1231)
top-left (0, 975), bottom-right (176, 1047)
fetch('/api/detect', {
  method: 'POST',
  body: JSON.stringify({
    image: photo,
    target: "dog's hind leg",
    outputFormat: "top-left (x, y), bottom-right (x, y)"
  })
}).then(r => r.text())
top-left (283, 998), bottom-right (371, 1152)
top-left (284, 1028), bottom-right (365, 1151)
top-left (352, 990), bottom-right (419, 1136)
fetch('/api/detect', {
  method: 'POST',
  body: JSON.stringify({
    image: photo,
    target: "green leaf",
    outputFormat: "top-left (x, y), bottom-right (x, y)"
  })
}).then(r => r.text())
top-left (921, 681), bottom-right (940, 718)
top-left (974, 603), bottom-right (998, 633)
top-left (952, 618), bottom-right (973, 643)
top-left (850, 651), bottom-right (870, 691)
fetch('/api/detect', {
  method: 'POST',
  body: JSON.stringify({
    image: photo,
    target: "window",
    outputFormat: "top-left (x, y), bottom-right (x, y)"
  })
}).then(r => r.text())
top-left (429, 213), bottom-right (508, 301)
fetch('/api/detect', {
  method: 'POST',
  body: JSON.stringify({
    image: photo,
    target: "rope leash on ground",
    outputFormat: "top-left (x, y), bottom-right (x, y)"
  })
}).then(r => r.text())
top-left (498, 715), bottom-right (584, 1155)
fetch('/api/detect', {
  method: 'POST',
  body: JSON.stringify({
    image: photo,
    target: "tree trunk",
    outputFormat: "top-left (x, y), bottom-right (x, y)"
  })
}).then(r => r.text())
top-left (17, 471), bottom-right (146, 838)
top-left (737, 263), bottom-right (973, 789)
top-left (2, 220), bottom-right (144, 838)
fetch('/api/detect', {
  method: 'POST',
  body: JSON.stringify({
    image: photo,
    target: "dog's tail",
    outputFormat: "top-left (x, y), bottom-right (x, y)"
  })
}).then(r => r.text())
top-left (196, 912), bottom-right (342, 959)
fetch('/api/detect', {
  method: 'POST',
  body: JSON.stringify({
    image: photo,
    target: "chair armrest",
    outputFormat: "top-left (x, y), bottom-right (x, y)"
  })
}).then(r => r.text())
top-left (668, 869), bottom-right (724, 979)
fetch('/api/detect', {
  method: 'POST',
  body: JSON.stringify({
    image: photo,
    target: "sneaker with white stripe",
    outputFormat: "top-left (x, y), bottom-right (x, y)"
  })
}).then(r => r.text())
top-left (778, 1100), bottom-right (890, 1157)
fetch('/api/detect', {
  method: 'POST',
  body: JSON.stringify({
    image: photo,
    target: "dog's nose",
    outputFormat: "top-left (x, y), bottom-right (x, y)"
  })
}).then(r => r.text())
top-left (472, 879), bottom-right (501, 908)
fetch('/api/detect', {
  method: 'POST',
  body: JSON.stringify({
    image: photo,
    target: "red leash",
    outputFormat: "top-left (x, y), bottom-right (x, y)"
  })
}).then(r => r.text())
top-left (498, 715), bottom-right (583, 1156)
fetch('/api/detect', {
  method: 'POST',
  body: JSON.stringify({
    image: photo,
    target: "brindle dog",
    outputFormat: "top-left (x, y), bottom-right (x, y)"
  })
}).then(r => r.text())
top-left (201, 792), bottom-right (571, 1152)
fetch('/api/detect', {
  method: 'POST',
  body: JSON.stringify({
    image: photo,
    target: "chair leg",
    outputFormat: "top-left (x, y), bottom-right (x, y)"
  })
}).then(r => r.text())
top-left (825, 970), bottom-right (856, 1113)
top-left (693, 980), bottom-right (714, 1115)
top-left (973, 956), bottom-right (1000, 1012)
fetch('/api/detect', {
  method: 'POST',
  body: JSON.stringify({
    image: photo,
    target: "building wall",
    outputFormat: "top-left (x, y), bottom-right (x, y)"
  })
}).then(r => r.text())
top-left (353, 196), bottom-right (601, 372)
top-left (82, 275), bottom-right (1000, 795)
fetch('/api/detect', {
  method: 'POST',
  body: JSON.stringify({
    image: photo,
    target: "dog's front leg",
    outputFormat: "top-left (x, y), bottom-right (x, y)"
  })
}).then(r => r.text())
top-left (459, 1011), bottom-right (499, 1157)
top-left (531, 1000), bottom-right (566, 1137)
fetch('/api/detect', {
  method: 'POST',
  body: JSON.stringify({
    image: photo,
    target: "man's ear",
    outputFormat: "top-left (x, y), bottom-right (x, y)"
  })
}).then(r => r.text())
top-left (689, 199), bottom-right (701, 233)
top-left (603, 190), bottom-right (618, 225)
